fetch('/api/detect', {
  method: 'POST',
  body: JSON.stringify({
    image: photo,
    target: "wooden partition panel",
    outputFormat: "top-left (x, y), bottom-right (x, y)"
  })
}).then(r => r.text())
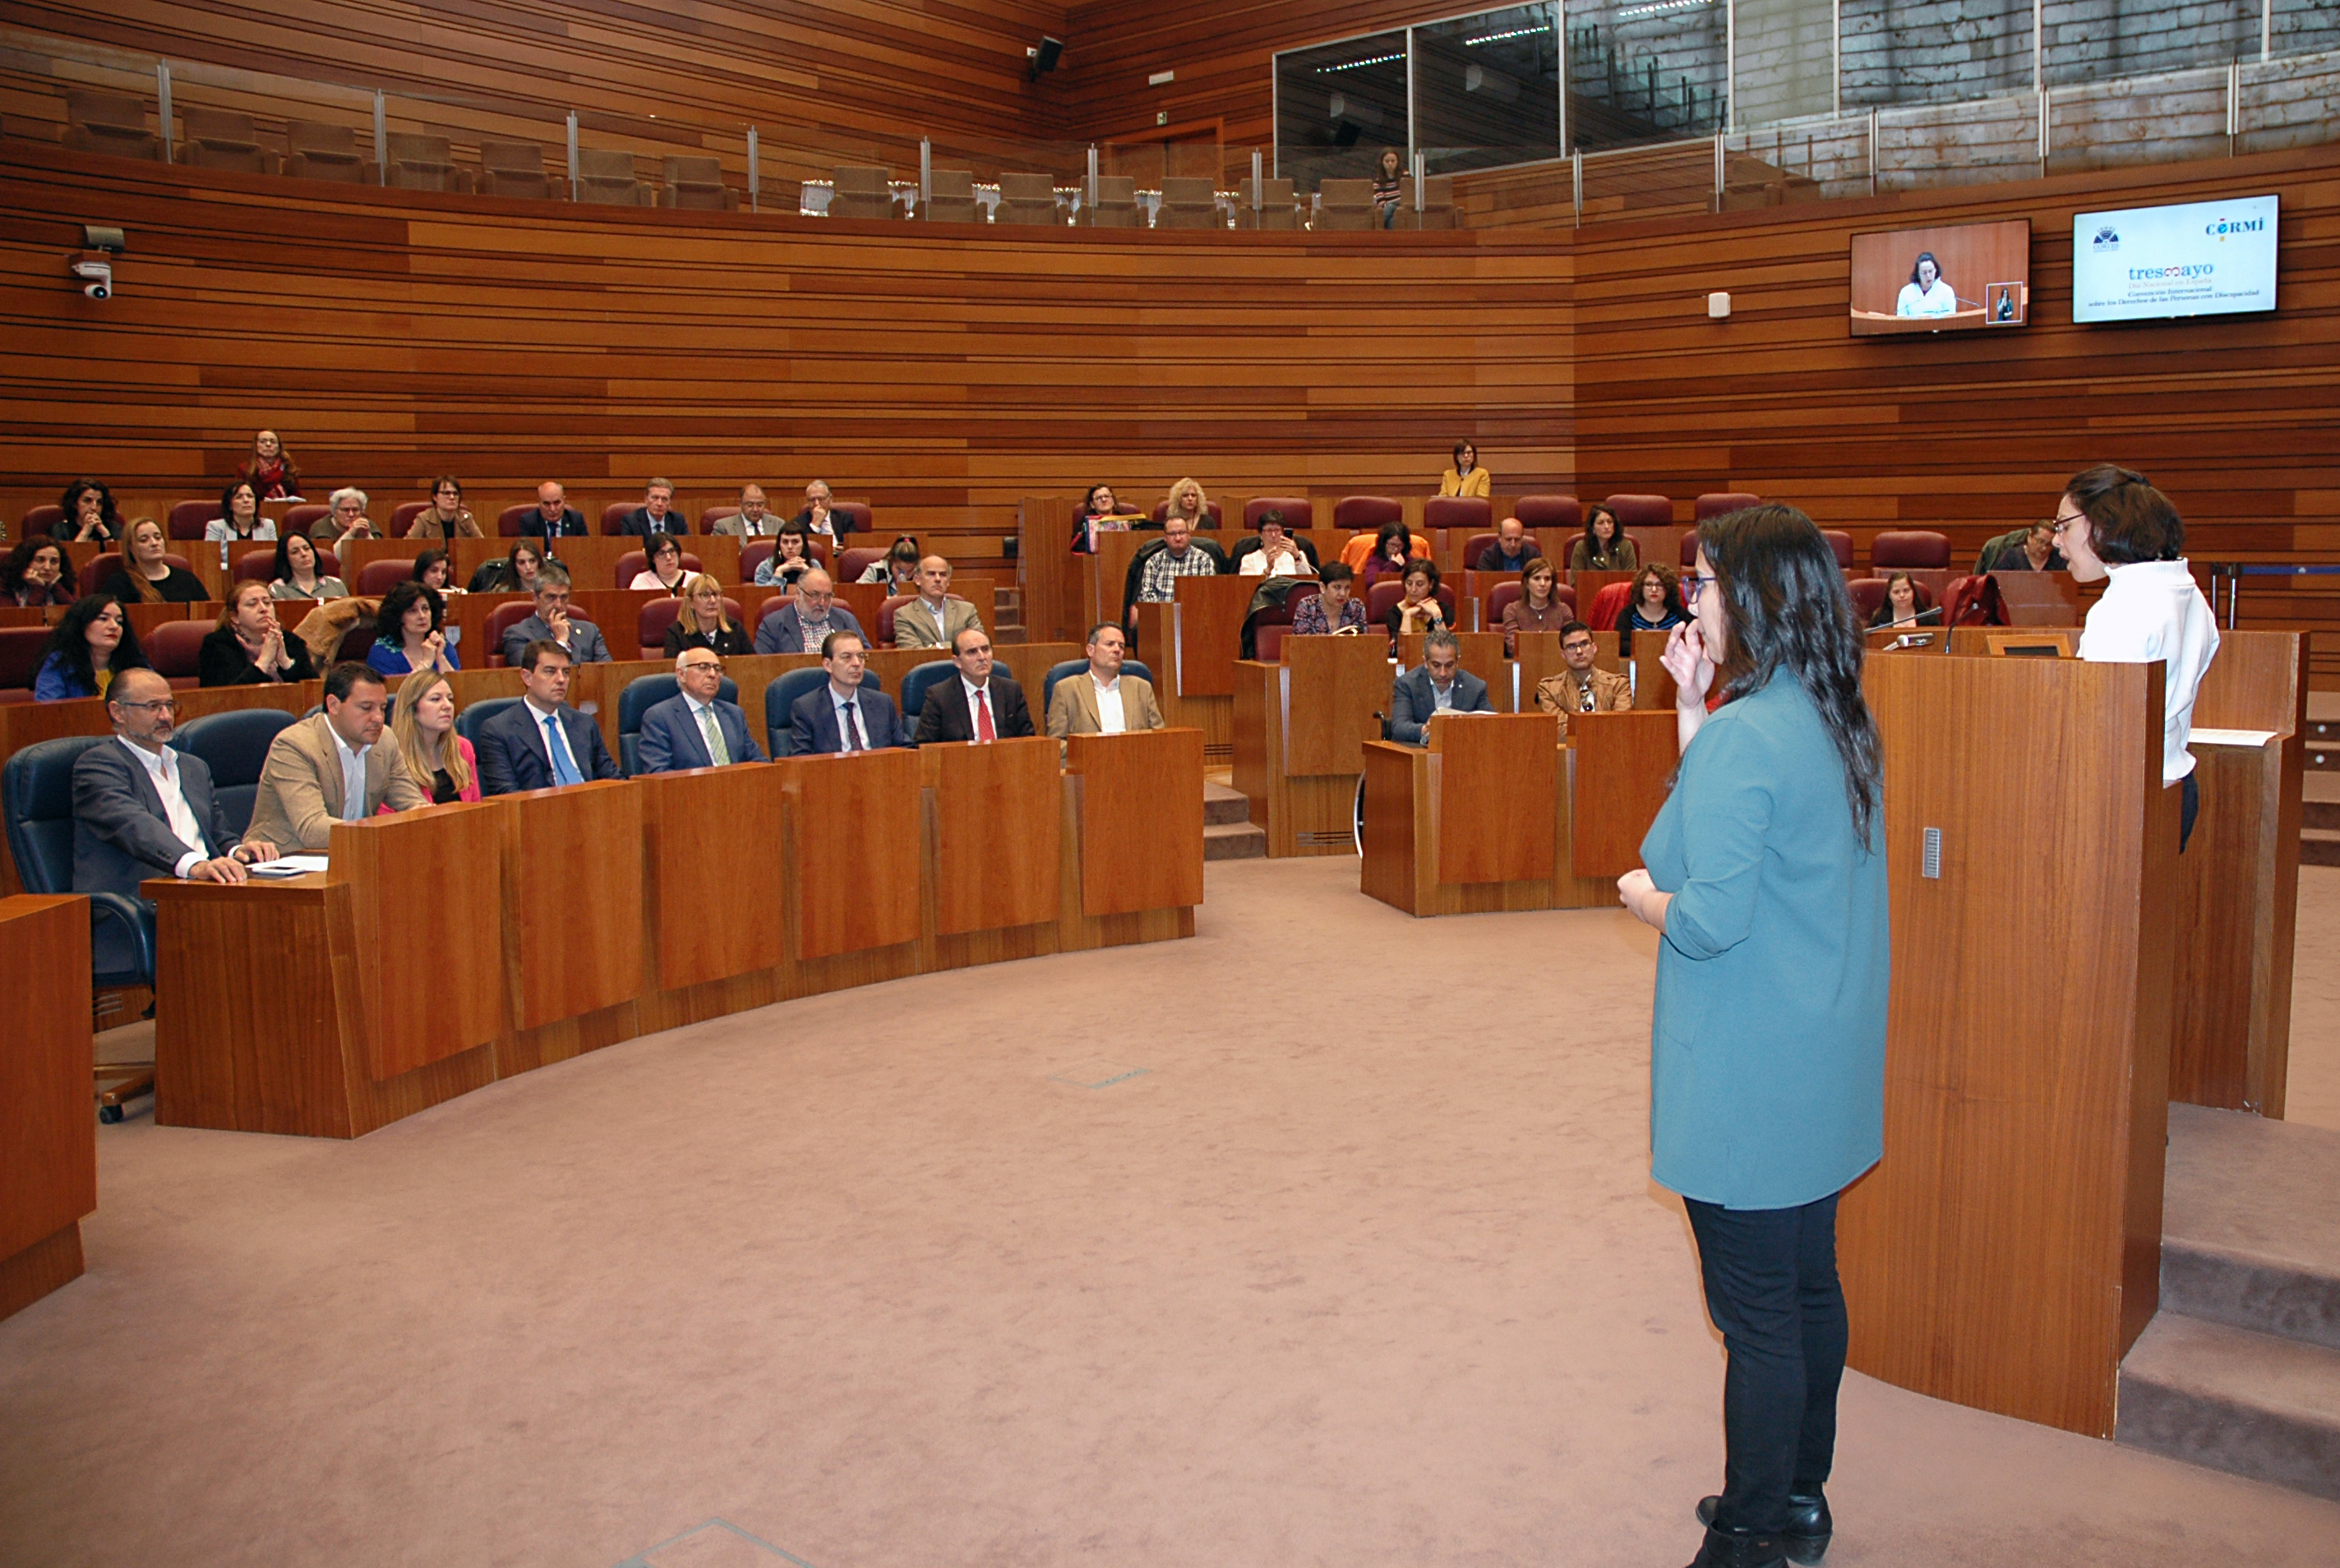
top-left (0, 896), bottom-right (94, 1322)
top-left (1283, 634), bottom-right (1397, 777)
top-left (1067, 728), bottom-right (1205, 917)
top-left (1571, 711), bottom-right (1679, 878)
top-left (331, 804), bottom-right (507, 1081)
top-left (1839, 654), bottom-right (2174, 1437)
top-left (787, 750), bottom-right (924, 961)
top-left (1432, 713), bottom-right (1557, 884)
top-left (1171, 575), bottom-right (1255, 698)
top-left (503, 781), bottom-right (644, 1031)
top-left (925, 736), bottom-right (1061, 935)
top-left (643, 765), bottom-right (789, 992)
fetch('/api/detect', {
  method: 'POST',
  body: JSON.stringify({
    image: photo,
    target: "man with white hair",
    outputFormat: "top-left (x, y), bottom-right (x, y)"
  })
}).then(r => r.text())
top-left (635, 647), bottom-right (763, 772)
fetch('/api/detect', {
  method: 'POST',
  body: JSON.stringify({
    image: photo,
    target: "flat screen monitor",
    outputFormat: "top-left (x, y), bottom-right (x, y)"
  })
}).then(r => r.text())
top-left (1849, 219), bottom-right (2030, 336)
top-left (2072, 194), bottom-right (2278, 323)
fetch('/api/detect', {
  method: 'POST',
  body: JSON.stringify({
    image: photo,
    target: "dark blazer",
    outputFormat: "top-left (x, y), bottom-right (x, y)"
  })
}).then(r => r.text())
top-left (616, 507), bottom-right (690, 537)
top-left (789, 685), bottom-right (905, 755)
top-left (519, 507), bottom-right (589, 538)
top-left (753, 602), bottom-right (865, 657)
top-left (913, 673), bottom-right (1034, 746)
top-left (104, 567), bottom-right (208, 604)
top-left (662, 620), bottom-right (753, 659)
top-left (475, 700), bottom-right (621, 795)
top-left (1475, 544), bottom-right (1536, 573)
top-left (1388, 664), bottom-right (1493, 745)
top-left (791, 505), bottom-right (854, 537)
top-left (499, 613), bottom-right (611, 669)
top-left (72, 737), bottom-right (238, 897)
top-left (196, 624), bottom-right (316, 687)
top-left (637, 693), bottom-right (766, 772)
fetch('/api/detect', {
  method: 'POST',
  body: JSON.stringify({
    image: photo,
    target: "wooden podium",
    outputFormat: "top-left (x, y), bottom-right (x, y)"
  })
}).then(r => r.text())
top-left (1840, 653), bottom-right (2176, 1438)
top-left (1232, 636), bottom-right (1390, 856)
top-left (1064, 728), bottom-right (1203, 948)
top-left (0, 896), bottom-right (95, 1321)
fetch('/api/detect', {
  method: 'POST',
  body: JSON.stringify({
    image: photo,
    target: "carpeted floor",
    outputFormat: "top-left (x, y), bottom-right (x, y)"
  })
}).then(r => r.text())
top-left (5, 857), bottom-right (2338, 1567)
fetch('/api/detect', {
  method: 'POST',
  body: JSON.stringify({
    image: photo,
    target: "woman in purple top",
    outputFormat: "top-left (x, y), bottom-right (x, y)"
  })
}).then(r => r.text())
top-left (1291, 565), bottom-right (1367, 634)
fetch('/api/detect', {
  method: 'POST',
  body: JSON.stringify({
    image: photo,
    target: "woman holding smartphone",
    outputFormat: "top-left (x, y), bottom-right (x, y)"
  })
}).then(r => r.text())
top-left (1616, 503), bottom-right (1887, 1568)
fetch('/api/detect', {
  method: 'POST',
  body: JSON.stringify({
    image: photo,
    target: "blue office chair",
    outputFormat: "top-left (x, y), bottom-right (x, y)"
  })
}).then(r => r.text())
top-left (455, 696), bottom-right (523, 749)
top-left (764, 668), bottom-right (882, 758)
top-left (1040, 658), bottom-right (1153, 722)
top-left (898, 660), bottom-right (958, 738)
top-left (616, 672), bottom-right (739, 777)
top-left (171, 708), bottom-right (294, 839)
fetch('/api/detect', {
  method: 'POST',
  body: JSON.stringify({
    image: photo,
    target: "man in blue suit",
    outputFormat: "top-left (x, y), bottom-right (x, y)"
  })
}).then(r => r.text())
top-left (71, 668), bottom-right (276, 895)
top-left (638, 648), bottom-right (765, 772)
top-left (753, 570), bottom-right (865, 656)
top-left (476, 640), bottom-right (621, 795)
top-left (789, 631), bottom-right (904, 755)
top-left (1387, 629), bottom-right (1493, 745)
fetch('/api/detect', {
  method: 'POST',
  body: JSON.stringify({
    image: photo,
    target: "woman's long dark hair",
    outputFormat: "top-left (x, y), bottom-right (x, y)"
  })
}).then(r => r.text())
top-left (1698, 504), bottom-right (1883, 846)
top-left (42, 595), bottom-right (149, 692)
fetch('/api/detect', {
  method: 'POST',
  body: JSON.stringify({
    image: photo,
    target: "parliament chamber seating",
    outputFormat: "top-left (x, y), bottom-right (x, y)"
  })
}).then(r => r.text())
top-left (1151, 500), bottom-right (1225, 527)
top-left (830, 501), bottom-right (874, 534)
top-left (389, 502), bottom-right (431, 535)
top-left (177, 108), bottom-right (272, 174)
top-left (1514, 496), bottom-right (1581, 533)
top-left (1461, 530), bottom-right (1539, 565)
top-left (1870, 528), bottom-right (1955, 599)
top-left (1605, 494), bottom-right (1673, 529)
top-left (898, 659), bottom-right (959, 722)
top-left (1695, 491), bottom-right (1763, 519)
top-left (922, 168), bottom-right (980, 223)
top-left (1848, 576), bottom-right (1935, 624)
top-left (80, 552), bottom-right (193, 597)
top-left (613, 550), bottom-right (703, 588)
top-left (835, 547), bottom-right (885, 583)
top-left (455, 696), bottom-right (521, 748)
top-left (63, 92), bottom-right (162, 162)
top-left (144, 622), bottom-right (208, 687)
top-left (1333, 496), bottom-right (1403, 532)
top-left (616, 671), bottom-right (740, 775)
top-left (167, 500), bottom-right (214, 540)
top-left (662, 155), bottom-right (736, 210)
top-left (385, 134), bottom-right (466, 193)
top-left (0, 627), bottom-right (48, 699)
top-left (577, 148), bottom-right (651, 206)
top-left (599, 503), bottom-right (635, 535)
top-left (495, 505), bottom-right (537, 537)
top-left (764, 666), bottom-right (881, 756)
top-left (280, 504), bottom-right (331, 537)
top-left (2, 737), bottom-right (155, 989)
top-left (1315, 178), bottom-right (1375, 231)
top-left (1253, 625), bottom-right (1288, 662)
top-left (1244, 496), bottom-right (1312, 529)
top-left (284, 120), bottom-right (374, 183)
top-left (232, 546), bottom-right (325, 586)
top-left (1823, 529), bottom-right (1855, 567)
top-left (478, 141), bottom-right (556, 200)
top-left (1585, 580), bottom-right (1634, 629)
top-left (1424, 496), bottom-right (1492, 533)
top-left (637, 596), bottom-right (741, 658)
top-left (878, 593), bottom-right (972, 648)
top-left (1364, 581), bottom-right (1457, 631)
top-left (1084, 175), bottom-right (1142, 228)
top-left (355, 560), bottom-right (412, 596)
top-left (482, 601), bottom-right (537, 663)
top-left (1393, 175), bottom-right (1456, 230)
top-left (829, 165), bottom-right (896, 220)
top-left (1041, 659), bottom-right (1152, 717)
top-left (1156, 177), bottom-right (1221, 229)
top-left (20, 505), bottom-right (62, 537)
top-left (172, 708), bottom-right (296, 837)
top-left (1236, 177), bottom-right (1299, 229)
top-left (1485, 579), bottom-right (1576, 626)
top-left (994, 171), bottom-right (1061, 225)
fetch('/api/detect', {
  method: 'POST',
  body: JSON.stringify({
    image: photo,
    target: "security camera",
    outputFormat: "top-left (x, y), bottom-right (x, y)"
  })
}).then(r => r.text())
top-left (71, 255), bottom-right (112, 300)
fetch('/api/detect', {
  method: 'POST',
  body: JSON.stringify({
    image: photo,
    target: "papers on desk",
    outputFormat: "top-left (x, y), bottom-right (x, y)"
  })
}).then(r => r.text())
top-left (2190, 728), bottom-right (2278, 748)
top-left (248, 854), bottom-right (330, 879)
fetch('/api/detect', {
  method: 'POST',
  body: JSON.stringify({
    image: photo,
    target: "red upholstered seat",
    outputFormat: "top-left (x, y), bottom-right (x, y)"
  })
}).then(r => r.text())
top-left (1244, 496), bottom-right (1313, 530)
top-left (1871, 529), bottom-right (1951, 569)
top-left (1253, 625), bottom-right (1287, 662)
top-left (20, 505), bottom-right (63, 537)
top-left (1514, 496), bottom-right (1581, 533)
top-left (741, 540), bottom-right (774, 581)
top-left (1821, 529), bottom-right (1854, 568)
top-left (79, 552), bottom-right (199, 597)
top-left (1333, 496), bottom-right (1403, 531)
top-left (878, 593), bottom-right (969, 647)
top-left (1424, 496), bottom-right (1490, 533)
top-left (231, 546), bottom-right (339, 585)
top-left (830, 502), bottom-right (873, 535)
top-left (758, 594), bottom-right (792, 627)
top-left (1488, 580), bottom-right (1523, 624)
top-left (1587, 581), bottom-right (1635, 630)
top-left (1462, 531), bottom-right (1541, 565)
top-left (389, 502), bottom-right (431, 536)
top-left (1849, 578), bottom-right (1935, 622)
top-left (167, 500), bottom-right (214, 540)
top-left (614, 550), bottom-right (704, 588)
top-left (1680, 533), bottom-right (1704, 567)
top-left (600, 503), bottom-right (634, 535)
top-left (1604, 494), bottom-right (1673, 528)
top-left (836, 547), bottom-right (885, 584)
top-left (638, 595), bottom-right (741, 657)
top-left (145, 620), bottom-right (210, 680)
top-left (483, 600), bottom-right (538, 666)
top-left (354, 560), bottom-right (411, 596)
top-left (496, 505), bottom-right (535, 537)
top-left (0, 626), bottom-right (51, 689)
top-left (1694, 491), bottom-right (1762, 520)
top-left (280, 504), bottom-right (332, 537)
top-left (699, 506), bottom-right (738, 533)
top-left (1150, 500), bottom-right (1225, 528)
top-left (1365, 581), bottom-right (1457, 626)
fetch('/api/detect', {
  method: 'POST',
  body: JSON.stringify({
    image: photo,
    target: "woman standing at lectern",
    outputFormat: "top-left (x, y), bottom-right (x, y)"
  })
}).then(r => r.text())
top-left (1616, 503), bottom-right (1887, 1568)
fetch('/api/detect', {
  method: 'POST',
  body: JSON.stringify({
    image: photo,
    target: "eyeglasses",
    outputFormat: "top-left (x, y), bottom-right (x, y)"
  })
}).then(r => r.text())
top-left (117, 699), bottom-right (178, 715)
top-left (2051, 510), bottom-right (2083, 537)
top-left (681, 661), bottom-right (725, 675)
top-left (1683, 574), bottom-right (1717, 604)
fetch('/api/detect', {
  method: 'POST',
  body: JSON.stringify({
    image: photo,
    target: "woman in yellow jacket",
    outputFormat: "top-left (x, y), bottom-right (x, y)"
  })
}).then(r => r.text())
top-left (1438, 440), bottom-right (1489, 499)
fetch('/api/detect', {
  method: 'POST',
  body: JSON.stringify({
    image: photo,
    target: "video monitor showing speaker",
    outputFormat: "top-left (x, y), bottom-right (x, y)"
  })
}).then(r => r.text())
top-left (1848, 219), bottom-right (2031, 336)
top-left (2072, 194), bottom-right (2278, 324)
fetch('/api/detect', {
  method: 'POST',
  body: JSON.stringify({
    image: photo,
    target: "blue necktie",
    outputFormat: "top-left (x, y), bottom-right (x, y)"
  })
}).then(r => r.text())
top-left (545, 714), bottom-right (584, 786)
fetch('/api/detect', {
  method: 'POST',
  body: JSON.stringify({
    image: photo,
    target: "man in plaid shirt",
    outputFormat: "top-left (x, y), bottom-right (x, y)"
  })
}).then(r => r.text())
top-left (1133, 517), bottom-right (1220, 623)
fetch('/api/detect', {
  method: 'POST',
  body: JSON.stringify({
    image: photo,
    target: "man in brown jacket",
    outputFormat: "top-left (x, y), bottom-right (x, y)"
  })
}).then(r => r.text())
top-left (1046, 621), bottom-right (1164, 741)
top-left (1532, 620), bottom-right (1631, 734)
top-left (243, 662), bottom-right (427, 853)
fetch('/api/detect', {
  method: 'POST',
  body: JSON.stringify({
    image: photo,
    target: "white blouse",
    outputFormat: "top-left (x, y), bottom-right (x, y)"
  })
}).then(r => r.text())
top-left (2077, 558), bottom-right (2220, 785)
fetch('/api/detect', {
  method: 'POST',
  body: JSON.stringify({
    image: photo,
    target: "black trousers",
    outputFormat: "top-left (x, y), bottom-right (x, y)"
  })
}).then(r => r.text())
top-left (1682, 1192), bottom-right (1848, 1535)
top-left (2180, 771), bottom-right (2199, 853)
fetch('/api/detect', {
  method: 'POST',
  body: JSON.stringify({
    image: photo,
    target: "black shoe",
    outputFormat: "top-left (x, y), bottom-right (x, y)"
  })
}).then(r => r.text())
top-left (1695, 1492), bottom-right (1830, 1565)
top-left (1682, 1523), bottom-right (1788, 1568)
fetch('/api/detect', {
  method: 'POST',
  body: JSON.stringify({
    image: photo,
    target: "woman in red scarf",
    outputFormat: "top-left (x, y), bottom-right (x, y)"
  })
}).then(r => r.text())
top-left (237, 429), bottom-right (304, 500)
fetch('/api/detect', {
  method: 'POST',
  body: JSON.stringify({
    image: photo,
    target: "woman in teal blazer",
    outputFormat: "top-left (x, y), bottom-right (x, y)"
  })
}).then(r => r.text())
top-left (1618, 503), bottom-right (1888, 1568)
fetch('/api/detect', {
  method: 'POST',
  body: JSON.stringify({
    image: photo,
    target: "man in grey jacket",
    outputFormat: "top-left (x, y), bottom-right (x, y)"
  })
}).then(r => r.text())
top-left (498, 566), bottom-right (611, 667)
top-left (72, 669), bottom-right (275, 895)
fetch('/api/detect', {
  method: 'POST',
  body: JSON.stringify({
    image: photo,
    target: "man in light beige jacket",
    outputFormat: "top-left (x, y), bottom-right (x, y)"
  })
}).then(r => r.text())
top-left (890, 556), bottom-right (985, 651)
top-left (1046, 621), bottom-right (1165, 741)
top-left (243, 662), bottom-right (427, 853)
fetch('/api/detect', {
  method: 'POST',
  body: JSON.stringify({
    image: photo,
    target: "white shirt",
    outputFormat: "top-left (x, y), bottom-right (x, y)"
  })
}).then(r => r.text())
top-left (330, 729), bottom-right (370, 822)
top-left (960, 676), bottom-right (999, 736)
top-left (1432, 678), bottom-right (1457, 713)
top-left (2078, 559), bottom-right (2220, 785)
top-left (524, 696), bottom-right (584, 778)
top-left (1238, 548), bottom-right (1304, 578)
top-left (1895, 278), bottom-right (1958, 317)
top-left (1091, 672), bottom-right (1126, 735)
top-left (118, 736), bottom-right (209, 877)
top-left (684, 692), bottom-right (730, 762)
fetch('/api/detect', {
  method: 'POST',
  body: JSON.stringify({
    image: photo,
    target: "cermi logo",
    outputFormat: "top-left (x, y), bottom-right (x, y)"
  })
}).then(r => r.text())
top-left (2206, 214), bottom-right (2267, 238)
top-left (2091, 225), bottom-right (2120, 251)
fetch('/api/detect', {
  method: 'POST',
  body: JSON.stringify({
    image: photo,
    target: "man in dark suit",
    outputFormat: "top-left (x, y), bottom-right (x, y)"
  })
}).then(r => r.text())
top-left (1474, 516), bottom-right (1539, 573)
top-left (753, 570), bottom-right (865, 656)
top-left (1388, 629), bottom-right (1493, 745)
top-left (521, 480), bottom-right (589, 539)
top-left (789, 631), bottom-right (904, 754)
top-left (476, 640), bottom-right (621, 794)
top-left (615, 477), bottom-right (690, 537)
top-left (639, 648), bottom-right (765, 772)
top-left (914, 627), bottom-right (1033, 745)
top-left (71, 668), bottom-right (276, 894)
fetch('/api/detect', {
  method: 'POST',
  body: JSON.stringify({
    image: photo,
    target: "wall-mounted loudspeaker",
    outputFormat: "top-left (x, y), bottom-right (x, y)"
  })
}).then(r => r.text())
top-left (1027, 36), bottom-right (1063, 82)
